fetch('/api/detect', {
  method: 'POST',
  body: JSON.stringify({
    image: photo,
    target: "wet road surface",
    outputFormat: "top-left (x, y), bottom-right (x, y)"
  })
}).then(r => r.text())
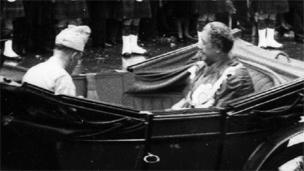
top-left (3, 35), bottom-right (304, 74)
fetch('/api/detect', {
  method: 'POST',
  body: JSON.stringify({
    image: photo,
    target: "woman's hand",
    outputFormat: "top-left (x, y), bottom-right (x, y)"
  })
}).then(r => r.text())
top-left (187, 61), bottom-right (206, 81)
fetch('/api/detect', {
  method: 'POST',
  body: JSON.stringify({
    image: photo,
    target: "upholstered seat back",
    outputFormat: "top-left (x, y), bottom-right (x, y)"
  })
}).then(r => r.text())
top-left (247, 68), bottom-right (275, 93)
top-left (243, 61), bottom-right (284, 93)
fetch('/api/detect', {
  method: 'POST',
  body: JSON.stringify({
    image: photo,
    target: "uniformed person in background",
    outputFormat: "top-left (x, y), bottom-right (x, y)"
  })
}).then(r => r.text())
top-left (23, 0), bottom-right (55, 57)
top-left (54, 0), bottom-right (88, 30)
top-left (118, 0), bottom-right (152, 56)
top-left (167, 0), bottom-right (195, 42)
top-left (1, 0), bottom-right (24, 59)
top-left (194, 0), bottom-right (236, 45)
top-left (252, 0), bottom-right (289, 48)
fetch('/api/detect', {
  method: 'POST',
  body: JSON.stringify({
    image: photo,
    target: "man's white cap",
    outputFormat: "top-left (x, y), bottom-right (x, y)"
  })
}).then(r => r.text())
top-left (55, 25), bottom-right (91, 52)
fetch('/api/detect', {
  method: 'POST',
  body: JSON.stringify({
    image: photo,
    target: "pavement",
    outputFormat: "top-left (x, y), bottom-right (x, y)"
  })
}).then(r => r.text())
top-left (2, 34), bottom-right (304, 74)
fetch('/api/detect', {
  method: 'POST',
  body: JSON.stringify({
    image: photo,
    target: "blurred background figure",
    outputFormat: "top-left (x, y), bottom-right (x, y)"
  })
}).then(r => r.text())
top-left (54, 0), bottom-right (88, 31)
top-left (232, 0), bottom-right (251, 33)
top-left (168, 0), bottom-right (195, 42)
top-left (1, 0), bottom-right (24, 59)
top-left (86, 0), bottom-right (109, 49)
top-left (23, 0), bottom-right (55, 57)
top-left (286, 0), bottom-right (304, 43)
top-left (105, 0), bottom-right (121, 46)
top-left (194, 0), bottom-right (235, 45)
top-left (139, 0), bottom-right (170, 42)
top-left (252, 0), bottom-right (289, 48)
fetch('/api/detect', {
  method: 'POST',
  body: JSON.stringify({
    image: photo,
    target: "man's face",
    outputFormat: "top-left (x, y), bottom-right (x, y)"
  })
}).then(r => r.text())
top-left (198, 28), bottom-right (219, 65)
top-left (67, 52), bottom-right (82, 74)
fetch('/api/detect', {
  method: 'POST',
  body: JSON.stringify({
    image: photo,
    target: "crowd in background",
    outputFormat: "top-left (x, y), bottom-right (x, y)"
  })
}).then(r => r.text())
top-left (1, 0), bottom-right (303, 59)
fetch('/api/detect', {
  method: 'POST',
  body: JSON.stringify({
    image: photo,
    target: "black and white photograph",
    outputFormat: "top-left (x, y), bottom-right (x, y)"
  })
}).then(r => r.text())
top-left (1, 0), bottom-right (304, 170)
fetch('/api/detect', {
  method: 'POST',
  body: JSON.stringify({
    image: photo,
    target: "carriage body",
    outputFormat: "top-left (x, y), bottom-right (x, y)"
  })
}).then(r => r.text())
top-left (1, 39), bottom-right (304, 170)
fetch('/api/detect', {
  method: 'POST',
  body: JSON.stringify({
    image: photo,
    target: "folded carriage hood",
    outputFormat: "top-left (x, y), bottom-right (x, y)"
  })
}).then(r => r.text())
top-left (129, 39), bottom-right (304, 78)
top-left (127, 39), bottom-right (304, 93)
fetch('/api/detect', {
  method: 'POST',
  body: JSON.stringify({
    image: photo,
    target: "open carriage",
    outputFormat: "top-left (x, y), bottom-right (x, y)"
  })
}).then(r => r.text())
top-left (1, 39), bottom-right (304, 170)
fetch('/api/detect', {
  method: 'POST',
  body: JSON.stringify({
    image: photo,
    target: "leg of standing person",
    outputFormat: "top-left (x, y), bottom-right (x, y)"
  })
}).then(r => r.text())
top-left (197, 15), bottom-right (208, 45)
top-left (232, 0), bottom-right (248, 30)
top-left (266, 14), bottom-right (283, 48)
top-left (106, 19), bottom-right (120, 45)
top-left (55, 0), bottom-right (88, 31)
top-left (12, 15), bottom-right (29, 56)
top-left (251, 12), bottom-right (258, 40)
top-left (105, 0), bottom-right (121, 46)
top-left (148, 0), bottom-right (160, 40)
top-left (195, 0), bottom-right (219, 44)
top-left (183, 17), bottom-right (195, 40)
top-left (121, 19), bottom-right (132, 56)
top-left (255, 0), bottom-right (288, 48)
top-left (87, 0), bottom-right (106, 49)
top-left (2, 0), bottom-right (24, 59)
top-left (3, 19), bottom-right (20, 59)
top-left (22, 1), bottom-right (34, 55)
top-left (38, 0), bottom-right (55, 56)
top-left (25, 0), bottom-right (54, 57)
top-left (291, 0), bottom-right (304, 43)
top-left (176, 18), bottom-right (184, 41)
top-left (130, 18), bottom-right (147, 55)
top-left (157, 0), bottom-right (170, 36)
top-left (120, 0), bottom-right (151, 56)
top-left (257, 13), bottom-right (267, 48)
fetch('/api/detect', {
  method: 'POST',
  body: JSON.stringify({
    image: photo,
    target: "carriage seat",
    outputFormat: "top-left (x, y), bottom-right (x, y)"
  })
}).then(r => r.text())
top-left (73, 63), bottom-right (284, 111)
top-left (122, 63), bottom-right (284, 111)
top-left (245, 63), bottom-right (283, 93)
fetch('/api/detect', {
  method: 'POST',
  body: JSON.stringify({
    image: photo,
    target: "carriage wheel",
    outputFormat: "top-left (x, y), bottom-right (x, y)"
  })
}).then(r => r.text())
top-left (261, 143), bottom-right (303, 171)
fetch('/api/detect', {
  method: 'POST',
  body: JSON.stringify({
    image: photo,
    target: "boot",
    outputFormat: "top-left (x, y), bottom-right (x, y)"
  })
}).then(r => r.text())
top-left (266, 28), bottom-right (283, 48)
top-left (258, 29), bottom-right (267, 48)
top-left (3, 39), bottom-right (21, 60)
top-left (121, 35), bottom-right (131, 57)
top-left (3, 39), bottom-right (20, 58)
top-left (130, 34), bottom-right (147, 55)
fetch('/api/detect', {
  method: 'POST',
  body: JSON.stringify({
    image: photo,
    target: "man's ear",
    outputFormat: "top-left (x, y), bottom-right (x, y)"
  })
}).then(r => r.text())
top-left (72, 51), bottom-right (78, 57)
top-left (71, 51), bottom-right (81, 60)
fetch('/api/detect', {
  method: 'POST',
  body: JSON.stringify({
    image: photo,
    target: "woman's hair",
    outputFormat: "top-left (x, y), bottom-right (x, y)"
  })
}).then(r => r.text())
top-left (205, 22), bottom-right (234, 53)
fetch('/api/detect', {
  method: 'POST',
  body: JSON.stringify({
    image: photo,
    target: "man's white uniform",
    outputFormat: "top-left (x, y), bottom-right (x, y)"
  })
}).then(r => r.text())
top-left (22, 25), bottom-right (91, 96)
top-left (22, 58), bottom-right (76, 96)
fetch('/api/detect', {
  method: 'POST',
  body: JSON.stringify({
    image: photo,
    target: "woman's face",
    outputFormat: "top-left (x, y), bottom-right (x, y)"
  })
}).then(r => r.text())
top-left (198, 28), bottom-right (220, 65)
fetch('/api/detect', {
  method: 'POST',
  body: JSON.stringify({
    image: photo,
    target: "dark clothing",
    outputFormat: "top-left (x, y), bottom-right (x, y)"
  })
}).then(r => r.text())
top-left (116, 0), bottom-right (151, 20)
top-left (184, 60), bottom-right (254, 108)
top-left (193, 0), bottom-right (233, 15)
top-left (288, 0), bottom-right (304, 38)
top-left (1, 0), bottom-right (24, 20)
top-left (23, 0), bottom-right (55, 54)
top-left (167, 1), bottom-right (193, 19)
top-left (107, 0), bottom-right (121, 19)
top-left (86, 0), bottom-right (109, 19)
top-left (252, 0), bottom-right (289, 14)
top-left (232, 0), bottom-right (250, 27)
top-left (86, 1), bottom-right (112, 47)
top-left (54, 0), bottom-right (88, 20)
